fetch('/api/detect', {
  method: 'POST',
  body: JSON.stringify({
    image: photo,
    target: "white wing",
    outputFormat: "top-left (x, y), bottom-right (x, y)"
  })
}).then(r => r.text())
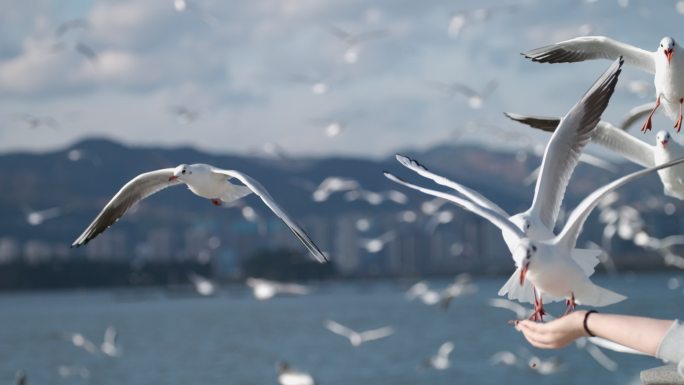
top-left (359, 326), bottom-right (395, 342)
top-left (103, 326), bottom-right (117, 346)
top-left (524, 36), bottom-right (655, 74)
top-left (324, 320), bottom-right (358, 340)
top-left (587, 337), bottom-right (646, 355)
top-left (72, 168), bottom-right (180, 246)
top-left (506, 113), bottom-right (655, 168)
top-left (529, 58), bottom-right (622, 229)
top-left (211, 168), bottom-right (327, 263)
top-left (557, 157), bottom-right (684, 249)
top-left (619, 102), bottom-right (657, 130)
top-left (394, 154), bottom-right (510, 218)
top-left (437, 341), bottom-right (455, 358)
top-left (384, 172), bottom-right (524, 239)
top-left (487, 298), bottom-right (531, 319)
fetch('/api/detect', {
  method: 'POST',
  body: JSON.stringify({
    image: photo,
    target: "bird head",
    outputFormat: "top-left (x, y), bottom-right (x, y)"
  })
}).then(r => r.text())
top-left (514, 239), bottom-right (537, 286)
top-left (169, 164), bottom-right (191, 181)
top-left (510, 213), bottom-right (533, 235)
top-left (656, 130), bottom-right (671, 148)
top-left (660, 37), bottom-right (676, 64)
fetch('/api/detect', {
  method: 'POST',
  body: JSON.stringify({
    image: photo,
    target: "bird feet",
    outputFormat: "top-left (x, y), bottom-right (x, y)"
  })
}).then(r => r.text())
top-left (676, 98), bottom-right (684, 133)
top-left (641, 96), bottom-right (661, 133)
top-left (529, 291), bottom-right (546, 322)
top-left (210, 198), bottom-right (222, 206)
top-left (563, 293), bottom-right (576, 316)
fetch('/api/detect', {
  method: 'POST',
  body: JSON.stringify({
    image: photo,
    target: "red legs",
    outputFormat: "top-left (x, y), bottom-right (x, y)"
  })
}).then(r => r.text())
top-left (676, 98), bottom-right (684, 133)
top-left (563, 292), bottom-right (577, 316)
top-left (641, 96), bottom-right (661, 133)
top-left (528, 286), bottom-right (546, 322)
top-left (210, 198), bottom-right (222, 206)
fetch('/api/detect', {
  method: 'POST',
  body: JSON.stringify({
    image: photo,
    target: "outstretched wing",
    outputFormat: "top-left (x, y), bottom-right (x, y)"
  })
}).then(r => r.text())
top-left (72, 169), bottom-right (179, 246)
top-left (384, 172), bottom-right (524, 240)
top-left (557, 157), bottom-right (684, 249)
top-left (324, 320), bottom-right (356, 339)
top-left (395, 154), bottom-right (510, 218)
top-left (523, 36), bottom-right (655, 74)
top-left (529, 58), bottom-right (622, 229)
top-left (359, 326), bottom-right (395, 342)
top-left (211, 168), bottom-right (328, 263)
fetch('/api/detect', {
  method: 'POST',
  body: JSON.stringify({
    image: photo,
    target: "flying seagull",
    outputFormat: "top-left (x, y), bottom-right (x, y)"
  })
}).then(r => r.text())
top-left (523, 36), bottom-right (684, 132)
top-left (71, 164), bottom-right (328, 263)
top-left (323, 320), bottom-right (395, 346)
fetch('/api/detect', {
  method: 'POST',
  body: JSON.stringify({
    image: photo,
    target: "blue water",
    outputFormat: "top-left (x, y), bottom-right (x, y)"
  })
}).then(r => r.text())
top-left (1, 273), bottom-right (682, 385)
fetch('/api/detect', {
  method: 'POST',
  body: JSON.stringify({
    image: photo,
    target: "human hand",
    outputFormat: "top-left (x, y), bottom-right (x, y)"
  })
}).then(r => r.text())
top-left (514, 310), bottom-right (588, 349)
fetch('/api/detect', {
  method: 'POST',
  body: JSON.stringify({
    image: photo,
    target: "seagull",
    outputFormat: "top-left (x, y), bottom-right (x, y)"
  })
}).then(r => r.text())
top-left (71, 164), bottom-right (327, 263)
top-left (19, 114), bottom-right (59, 130)
top-left (389, 58), bottom-right (624, 319)
top-left (188, 272), bottom-right (217, 296)
top-left (276, 362), bottom-right (315, 385)
top-left (309, 177), bottom-right (361, 202)
top-left (426, 79), bottom-right (498, 109)
top-left (440, 273), bottom-right (477, 310)
top-left (326, 24), bottom-right (387, 64)
top-left (168, 105), bottom-right (200, 125)
top-left (405, 281), bottom-right (441, 305)
top-left (57, 365), bottom-right (90, 379)
top-left (100, 326), bottom-right (122, 357)
top-left (425, 341), bottom-right (454, 370)
top-left (24, 206), bottom-right (62, 226)
top-left (490, 350), bottom-right (519, 366)
top-left (528, 356), bottom-right (564, 375)
top-left (55, 19), bottom-right (89, 37)
top-left (523, 36), bottom-right (684, 132)
top-left (246, 278), bottom-right (310, 301)
top-left (323, 320), bottom-right (395, 346)
top-left (386, 156), bottom-right (684, 318)
top-left (358, 231), bottom-right (396, 253)
top-left (65, 332), bottom-right (98, 354)
top-left (506, 113), bottom-right (684, 199)
top-left (488, 298), bottom-right (532, 319)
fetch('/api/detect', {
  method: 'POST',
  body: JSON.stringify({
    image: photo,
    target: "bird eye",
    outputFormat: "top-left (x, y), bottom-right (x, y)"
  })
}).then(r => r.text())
top-left (532, 245), bottom-right (537, 252)
top-left (182, 169), bottom-right (186, 174)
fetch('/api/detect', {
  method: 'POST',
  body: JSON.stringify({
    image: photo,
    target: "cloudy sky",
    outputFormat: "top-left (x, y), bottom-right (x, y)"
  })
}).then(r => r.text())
top-left (0, 0), bottom-right (680, 158)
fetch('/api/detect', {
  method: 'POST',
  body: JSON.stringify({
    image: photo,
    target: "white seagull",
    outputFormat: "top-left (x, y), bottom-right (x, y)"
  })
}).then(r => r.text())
top-left (425, 341), bottom-right (455, 370)
top-left (100, 326), bottom-right (122, 357)
top-left (506, 113), bottom-right (684, 199)
top-left (246, 277), bottom-right (310, 301)
top-left (276, 362), bottom-right (315, 385)
top-left (523, 36), bottom-right (684, 132)
top-left (71, 164), bottom-right (327, 263)
top-left (389, 58), bottom-right (624, 318)
top-left (323, 320), bottom-right (395, 347)
top-left (188, 272), bottom-right (217, 296)
top-left (386, 156), bottom-right (684, 317)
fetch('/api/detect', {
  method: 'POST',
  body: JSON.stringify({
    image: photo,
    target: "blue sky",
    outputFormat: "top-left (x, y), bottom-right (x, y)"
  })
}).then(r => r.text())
top-left (0, 0), bottom-right (680, 158)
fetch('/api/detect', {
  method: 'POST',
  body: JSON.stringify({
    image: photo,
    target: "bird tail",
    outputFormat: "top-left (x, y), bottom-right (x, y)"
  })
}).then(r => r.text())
top-left (570, 248), bottom-right (603, 277)
top-left (498, 268), bottom-right (536, 305)
top-left (577, 284), bottom-right (626, 307)
top-left (220, 183), bottom-right (253, 203)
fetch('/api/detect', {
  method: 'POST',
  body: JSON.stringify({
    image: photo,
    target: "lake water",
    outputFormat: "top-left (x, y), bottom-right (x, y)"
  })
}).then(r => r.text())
top-left (1, 272), bottom-right (683, 385)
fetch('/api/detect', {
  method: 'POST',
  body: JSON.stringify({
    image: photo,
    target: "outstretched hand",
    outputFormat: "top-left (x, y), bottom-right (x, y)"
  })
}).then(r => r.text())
top-left (514, 310), bottom-right (588, 349)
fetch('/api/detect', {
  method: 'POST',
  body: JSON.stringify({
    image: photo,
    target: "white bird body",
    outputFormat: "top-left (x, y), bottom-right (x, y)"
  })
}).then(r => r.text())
top-left (72, 163), bottom-right (327, 263)
top-left (524, 36), bottom-right (684, 130)
top-left (276, 363), bottom-right (314, 385)
top-left (653, 132), bottom-right (684, 198)
top-left (246, 278), bottom-right (310, 300)
top-left (427, 341), bottom-right (454, 370)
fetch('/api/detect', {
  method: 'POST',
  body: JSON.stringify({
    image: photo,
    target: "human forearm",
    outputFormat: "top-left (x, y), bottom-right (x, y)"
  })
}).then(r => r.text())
top-left (584, 312), bottom-right (674, 356)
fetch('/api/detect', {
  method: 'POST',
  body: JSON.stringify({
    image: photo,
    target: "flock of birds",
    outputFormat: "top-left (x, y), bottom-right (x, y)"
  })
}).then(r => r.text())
top-left (11, 1), bottom-right (684, 383)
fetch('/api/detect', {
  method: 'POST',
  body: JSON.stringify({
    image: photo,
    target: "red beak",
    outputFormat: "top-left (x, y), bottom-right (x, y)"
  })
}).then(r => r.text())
top-left (666, 49), bottom-right (673, 64)
top-left (519, 264), bottom-right (528, 286)
top-left (168, 175), bottom-right (178, 181)
top-left (661, 140), bottom-right (669, 147)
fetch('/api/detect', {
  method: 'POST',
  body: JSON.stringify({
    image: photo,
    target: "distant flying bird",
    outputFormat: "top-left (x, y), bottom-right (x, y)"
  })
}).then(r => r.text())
top-left (24, 206), bottom-right (62, 226)
top-left (424, 342), bottom-right (455, 370)
top-left (404, 281), bottom-right (441, 306)
top-left (18, 114), bottom-right (59, 130)
top-left (323, 320), bottom-right (395, 346)
top-left (358, 231), bottom-right (396, 253)
top-left (65, 332), bottom-right (98, 354)
top-left (523, 36), bottom-right (684, 132)
top-left (289, 74), bottom-right (329, 95)
top-left (57, 365), bottom-right (90, 379)
top-left (490, 350), bottom-right (519, 366)
top-left (427, 79), bottom-right (498, 109)
top-left (71, 163), bottom-right (328, 263)
top-left (55, 19), bottom-right (89, 37)
top-left (100, 326), bottom-right (122, 357)
top-left (168, 105), bottom-right (200, 125)
top-left (188, 272), bottom-right (217, 296)
top-left (276, 362), bottom-right (315, 385)
top-left (326, 24), bottom-right (387, 63)
top-left (528, 356), bottom-right (564, 375)
top-left (309, 177), bottom-right (361, 202)
top-left (447, 4), bottom-right (520, 38)
top-left (246, 278), bottom-right (310, 301)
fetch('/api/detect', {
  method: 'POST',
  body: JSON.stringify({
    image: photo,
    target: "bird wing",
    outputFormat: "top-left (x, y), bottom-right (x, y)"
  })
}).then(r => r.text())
top-left (619, 102), bottom-right (657, 130)
top-left (557, 157), bottom-right (684, 249)
top-left (487, 298), bottom-right (530, 319)
top-left (103, 326), bottom-right (117, 345)
top-left (211, 168), bottom-right (328, 263)
top-left (324, 320), bottom-right (357, 339)
top-left (359, 326), bottom-right (395, 341)
top-left (72, 168), bottom-right (180, 246)
top-left (529, 58), bottom-right (622, 230)
top-left (384, 172), bottom-right (524, 239)
top-left (394, 154), bottom-right (510, 218)
top-left (506, 113), bottom-right (655, 168)
top-left (437, 342), bottom-right (455, 358)
top-left (523, 36), bottom-right (655, 74)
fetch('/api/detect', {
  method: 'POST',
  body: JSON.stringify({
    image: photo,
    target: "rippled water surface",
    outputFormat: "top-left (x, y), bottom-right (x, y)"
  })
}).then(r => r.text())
top-left (1, 272), bottom-right (682, 385)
